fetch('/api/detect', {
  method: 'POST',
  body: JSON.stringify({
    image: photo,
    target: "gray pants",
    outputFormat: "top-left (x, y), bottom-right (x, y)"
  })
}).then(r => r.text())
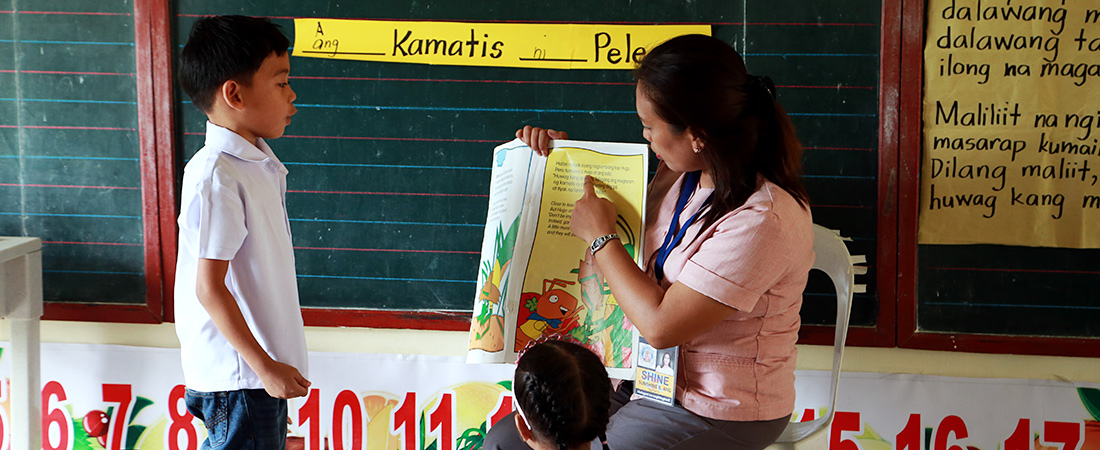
top-left (483, 383), bottom-right (789, 450)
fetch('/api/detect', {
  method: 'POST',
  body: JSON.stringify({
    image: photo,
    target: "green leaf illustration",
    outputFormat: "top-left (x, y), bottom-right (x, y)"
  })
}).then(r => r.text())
top-left (498, 217), bottom-right (521, 266)
top-left (71, 418), bottom-right (98, 450)
top-left (456, 422), bottom-right (487, 450)
top-left (1079, 388), bottom-right (1100, 422)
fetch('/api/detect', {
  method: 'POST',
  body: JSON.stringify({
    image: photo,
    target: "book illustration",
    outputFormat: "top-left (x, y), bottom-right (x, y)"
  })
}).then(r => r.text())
top-left (569, 215), bottom-right (637, 368)
top-left (514, 278), bottom-right (581, 351)
top-left (467, 138), bottom-right (648, 379)
top-left (469, 216), bottom-right (520, 353)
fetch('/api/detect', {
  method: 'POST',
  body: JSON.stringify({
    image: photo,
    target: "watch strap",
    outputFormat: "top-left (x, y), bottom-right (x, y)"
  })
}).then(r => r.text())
top-left (589, 233), bottom-right (621, 254)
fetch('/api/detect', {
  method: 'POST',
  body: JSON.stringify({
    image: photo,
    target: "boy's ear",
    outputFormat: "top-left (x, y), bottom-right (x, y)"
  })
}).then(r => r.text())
top-left (220, 79), bottom-right (245, 111)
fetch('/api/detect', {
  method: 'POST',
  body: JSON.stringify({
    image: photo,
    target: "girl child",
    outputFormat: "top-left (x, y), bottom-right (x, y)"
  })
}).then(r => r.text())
top-left (504, 339), bottom-right (612, 450)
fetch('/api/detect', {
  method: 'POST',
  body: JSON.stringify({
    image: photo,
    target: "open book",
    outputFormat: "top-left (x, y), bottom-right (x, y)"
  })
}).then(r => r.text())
top-left (467, 138), bottom-right (649, 379)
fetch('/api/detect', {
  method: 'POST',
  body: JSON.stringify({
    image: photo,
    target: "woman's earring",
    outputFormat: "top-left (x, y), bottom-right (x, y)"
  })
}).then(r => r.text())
top-left (692, 146), bottom-right (701, 154)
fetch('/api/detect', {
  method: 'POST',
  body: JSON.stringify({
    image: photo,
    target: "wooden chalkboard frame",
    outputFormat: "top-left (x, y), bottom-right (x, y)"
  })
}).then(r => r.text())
top-left (42, 0), bottom-right (905, 342)
top-left (40, 0), bottom-right (172, 324)
top-left (797, 0), bottom-right (900, 349)
top-left (896, 0), bottom-right (1100, 358)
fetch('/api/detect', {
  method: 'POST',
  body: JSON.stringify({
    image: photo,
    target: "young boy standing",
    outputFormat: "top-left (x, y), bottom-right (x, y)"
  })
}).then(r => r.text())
top-left (175, 15), bottom-right (310, 449)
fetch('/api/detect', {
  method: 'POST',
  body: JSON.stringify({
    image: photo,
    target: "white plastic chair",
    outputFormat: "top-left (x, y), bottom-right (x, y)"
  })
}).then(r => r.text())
top-left (764, 225), bottom-right (862, 450)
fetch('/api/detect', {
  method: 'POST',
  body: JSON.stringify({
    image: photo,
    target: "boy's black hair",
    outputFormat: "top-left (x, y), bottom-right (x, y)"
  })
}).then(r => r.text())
top-left (179, 15), bottom-right (290, 112)
top-left (514, 340), bottom-right (611, 450)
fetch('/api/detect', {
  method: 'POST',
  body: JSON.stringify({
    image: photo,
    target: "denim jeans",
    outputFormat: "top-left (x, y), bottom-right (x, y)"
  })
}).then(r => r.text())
top-left (185, 388), bottom-right (288, 450)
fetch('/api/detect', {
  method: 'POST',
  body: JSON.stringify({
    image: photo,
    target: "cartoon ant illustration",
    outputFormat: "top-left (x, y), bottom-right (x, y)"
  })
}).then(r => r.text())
top-left (514, 278), bottom-right (580, 351)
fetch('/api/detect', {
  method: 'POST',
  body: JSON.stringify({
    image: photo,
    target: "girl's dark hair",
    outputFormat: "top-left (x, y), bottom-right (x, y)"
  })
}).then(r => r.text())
top-left (634, 34), bottom-right (810, 232)
top-left (514, 340), bottom-right (612, 450)
top-left (179, 15), bottom-right (290, 112)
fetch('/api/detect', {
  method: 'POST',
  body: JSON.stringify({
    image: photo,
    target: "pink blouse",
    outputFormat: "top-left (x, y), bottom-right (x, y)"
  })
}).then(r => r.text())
top-left (643, 165), bottom-right (814, 422)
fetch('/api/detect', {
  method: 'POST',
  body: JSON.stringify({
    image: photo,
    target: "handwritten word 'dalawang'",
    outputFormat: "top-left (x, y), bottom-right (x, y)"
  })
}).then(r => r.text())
top-left (292, 19), bottom-right (709, 70)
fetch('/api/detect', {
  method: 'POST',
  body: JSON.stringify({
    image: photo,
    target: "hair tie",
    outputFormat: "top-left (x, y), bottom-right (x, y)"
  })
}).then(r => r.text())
top-left (750, 75), bottom-right (777, 100)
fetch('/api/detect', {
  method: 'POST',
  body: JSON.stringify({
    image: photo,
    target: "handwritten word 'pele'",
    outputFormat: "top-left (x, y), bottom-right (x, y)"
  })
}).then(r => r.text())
top-left (1010, 187), bottom-right (1064, 219)
top-left (594, 32), bottom-right (646, 64)
top-left (392, 29), bottom-right (504, 59)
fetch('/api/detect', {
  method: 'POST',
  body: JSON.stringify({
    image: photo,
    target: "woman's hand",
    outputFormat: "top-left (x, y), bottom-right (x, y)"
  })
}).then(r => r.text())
top-left (571, 176), bottom-right (619, 244)
top-left (516, 126), bottom-right (568, 156)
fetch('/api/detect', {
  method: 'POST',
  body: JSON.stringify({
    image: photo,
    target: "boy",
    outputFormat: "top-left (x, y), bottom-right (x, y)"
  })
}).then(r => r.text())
top-left (175, 15), bottom-right (310, 449)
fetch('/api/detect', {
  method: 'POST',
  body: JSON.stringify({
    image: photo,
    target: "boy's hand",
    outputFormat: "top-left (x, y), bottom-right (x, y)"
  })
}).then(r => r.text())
top-left (257, 360), bottom-right (311, 399)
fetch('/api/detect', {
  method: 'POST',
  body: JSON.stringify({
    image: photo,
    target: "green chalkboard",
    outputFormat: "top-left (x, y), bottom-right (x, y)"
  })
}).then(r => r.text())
top-left (917, 245), bottom-right (1100, 338)
top-left (170, 0), bottom-right (883, 323)
top-left (0, 0), bottom-right (148, 306)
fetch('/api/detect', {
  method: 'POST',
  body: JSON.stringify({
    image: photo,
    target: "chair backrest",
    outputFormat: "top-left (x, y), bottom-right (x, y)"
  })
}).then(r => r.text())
top-left (766, 225), bottom-right (858, 448)
top-left (811, 224), bottom-right (855, 420)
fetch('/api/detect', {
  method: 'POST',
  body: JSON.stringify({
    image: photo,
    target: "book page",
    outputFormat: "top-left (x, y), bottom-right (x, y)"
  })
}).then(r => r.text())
top-left (467, 140), bottom-right (534, 363)
top-left (511, 140), bottom-right (648, 379)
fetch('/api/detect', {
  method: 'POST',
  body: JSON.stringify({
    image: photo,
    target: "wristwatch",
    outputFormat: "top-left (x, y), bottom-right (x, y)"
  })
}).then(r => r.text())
top-left (589, 233), bottom-right (621, 254)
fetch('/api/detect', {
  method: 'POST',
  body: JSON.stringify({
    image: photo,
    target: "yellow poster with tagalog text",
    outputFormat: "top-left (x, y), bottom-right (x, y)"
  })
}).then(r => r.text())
top-left (918, 0), bottom-right (1100, 248)
top-left (292, 19), bottom-right (710, 69)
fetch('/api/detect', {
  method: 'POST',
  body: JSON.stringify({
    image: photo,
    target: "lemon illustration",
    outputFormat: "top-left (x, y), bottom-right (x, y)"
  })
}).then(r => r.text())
top-left (856, 424), bottom-right (892, 450)
top-left (362, 392), bottom-right (401, 450)
top-left (133, 417), bottom-right (167, 450)
top-left (421, 382), bottom-right (511, 449)
top-left (134, 416), bottom-right (208, 450)
top-left (452, 381), bottom-right (510, 432)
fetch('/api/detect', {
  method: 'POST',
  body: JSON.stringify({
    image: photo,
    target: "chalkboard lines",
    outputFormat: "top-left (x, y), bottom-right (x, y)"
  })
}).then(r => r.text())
top-left (0, 1), bottom-right (147, 305)
top-left (173, 0), bottom-right (882, 320)
top-left (918, 245), bottom-right (1100, 338)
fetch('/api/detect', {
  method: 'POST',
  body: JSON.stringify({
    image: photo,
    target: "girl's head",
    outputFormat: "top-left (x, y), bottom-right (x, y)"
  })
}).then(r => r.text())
top-left (513, 340), bottom-right (612, 450)
top-left (634, 34), bottom-right (809, 229)
top-left (661, 352), bottom-right (672, 367)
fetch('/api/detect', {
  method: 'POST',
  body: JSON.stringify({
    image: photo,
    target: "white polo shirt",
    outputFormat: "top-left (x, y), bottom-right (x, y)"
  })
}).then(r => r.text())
top-left (174, 121), bottom-right (308, 392)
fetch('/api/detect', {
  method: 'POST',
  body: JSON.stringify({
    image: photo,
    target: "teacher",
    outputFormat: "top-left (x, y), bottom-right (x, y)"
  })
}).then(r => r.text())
top-left (488, 34), bottom-right (814, 450)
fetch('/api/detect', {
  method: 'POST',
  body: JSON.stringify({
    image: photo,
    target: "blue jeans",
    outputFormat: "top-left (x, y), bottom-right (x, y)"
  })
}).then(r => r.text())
top-left (185, 388), bottom-right (287, 450)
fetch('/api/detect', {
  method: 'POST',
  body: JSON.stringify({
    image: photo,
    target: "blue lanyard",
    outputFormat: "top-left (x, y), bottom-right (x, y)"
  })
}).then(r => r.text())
top-left (654, 171), bottom-right (712, 282)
